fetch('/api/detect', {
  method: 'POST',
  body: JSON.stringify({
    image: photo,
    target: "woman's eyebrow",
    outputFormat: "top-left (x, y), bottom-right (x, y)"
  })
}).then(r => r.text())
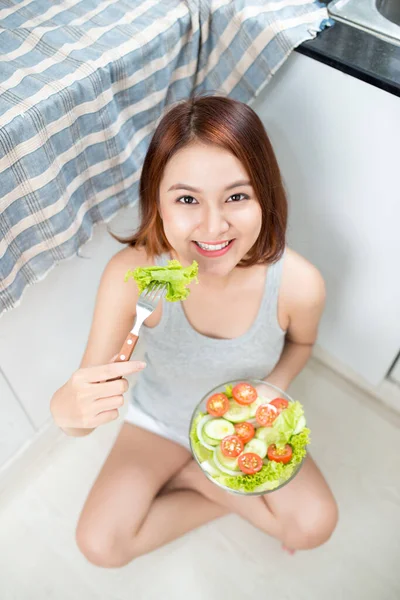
top-left (167, 180), bottom-right (251, 192)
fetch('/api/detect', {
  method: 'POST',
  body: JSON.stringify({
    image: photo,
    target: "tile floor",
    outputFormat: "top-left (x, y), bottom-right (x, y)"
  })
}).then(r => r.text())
top-left (0, 358), bottom-right (399, 600)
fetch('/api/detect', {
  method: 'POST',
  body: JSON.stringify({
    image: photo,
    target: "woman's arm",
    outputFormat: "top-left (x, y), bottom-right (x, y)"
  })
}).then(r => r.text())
top-left (264, 253), bottom-right (326, 391)
top-left (51, 246), bottom-right (148, 437)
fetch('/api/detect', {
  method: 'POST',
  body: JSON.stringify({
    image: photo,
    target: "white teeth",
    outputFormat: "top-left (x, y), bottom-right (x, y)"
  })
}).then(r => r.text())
top-left (196, 241), bottom-right (230, 251)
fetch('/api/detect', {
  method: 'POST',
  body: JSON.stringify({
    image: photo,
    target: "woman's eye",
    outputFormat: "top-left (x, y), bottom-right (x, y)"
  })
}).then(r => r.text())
top-left (227, 193), bottom-right (248, 202)
top-left (177, 196), bottom-right (198, 204)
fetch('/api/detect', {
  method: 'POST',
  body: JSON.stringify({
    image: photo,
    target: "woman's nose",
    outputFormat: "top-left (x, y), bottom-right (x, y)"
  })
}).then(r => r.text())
top-left (203, 206), bottom-right (229, 236)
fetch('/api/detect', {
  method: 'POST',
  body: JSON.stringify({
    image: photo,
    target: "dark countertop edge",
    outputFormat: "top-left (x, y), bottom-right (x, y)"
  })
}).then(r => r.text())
top-left (295, 20), bottom-right (400, 98)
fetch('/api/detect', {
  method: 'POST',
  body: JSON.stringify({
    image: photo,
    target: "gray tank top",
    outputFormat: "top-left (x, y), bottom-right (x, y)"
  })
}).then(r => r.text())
top-left (131, 250), bottom-right (286, 442)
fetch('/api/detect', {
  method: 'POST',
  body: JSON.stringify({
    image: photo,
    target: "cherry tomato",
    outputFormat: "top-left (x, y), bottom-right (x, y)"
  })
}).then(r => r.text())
top-left (255, 403), bottom-right (278, 427)
top-left (267, 444), bottom-right (293, 464)
top-left (234, 421), bottom-right (255, 444)
top-left (269, 398), bottom-right (289, 414)
top-left (206, 393), bottom-right (229, 417)
top-left (238, 452), bottom-right (263, 474)
top-left (220, 435), bottom-right (244, 458)
top-left (232, 382), bottom-right (257, 406)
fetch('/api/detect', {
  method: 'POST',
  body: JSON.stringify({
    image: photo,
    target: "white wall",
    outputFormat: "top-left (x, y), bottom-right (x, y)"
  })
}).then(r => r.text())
top-left (0, 368), bottom-right (34, 467)
top-left (252, 53), bottom-right (400, 386)
top-left (0, 212), bottom-right (137, 432)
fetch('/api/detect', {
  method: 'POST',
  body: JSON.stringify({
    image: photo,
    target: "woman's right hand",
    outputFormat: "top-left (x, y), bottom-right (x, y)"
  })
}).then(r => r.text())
top-left (50, 358), bottom-right (146, 432)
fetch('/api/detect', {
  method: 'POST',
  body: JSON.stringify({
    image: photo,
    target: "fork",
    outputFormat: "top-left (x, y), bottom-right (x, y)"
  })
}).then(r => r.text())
top-left (114, 282), bottom-right (167, 364)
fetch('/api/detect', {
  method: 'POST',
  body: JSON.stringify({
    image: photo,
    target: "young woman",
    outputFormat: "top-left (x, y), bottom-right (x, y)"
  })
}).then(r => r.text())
top-left (50, 95), bottom-right (338, 568)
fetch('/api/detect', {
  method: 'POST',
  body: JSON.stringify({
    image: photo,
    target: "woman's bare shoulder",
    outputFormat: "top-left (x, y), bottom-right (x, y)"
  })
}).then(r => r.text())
top-left (281, 247), bottom-right (326, 309)
top-left (106, 245), bottom-right (154, 274)
top-left (99, 245), bottom-right (156, 308)
top-left (95, 245), bottom-right (157, 322)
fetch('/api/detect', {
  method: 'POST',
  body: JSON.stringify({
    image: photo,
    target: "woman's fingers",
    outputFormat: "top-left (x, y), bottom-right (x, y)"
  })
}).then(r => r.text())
top-left (255, 382), bottom-right (280, 400)
top-left (81, 360), bottom-right (146, 384)
top-left (91, 409), bottom-right (120, 427)
top-left (94, 395), bottom-right (125, 414)
top-left (91, 378), bottom-right (129, 400)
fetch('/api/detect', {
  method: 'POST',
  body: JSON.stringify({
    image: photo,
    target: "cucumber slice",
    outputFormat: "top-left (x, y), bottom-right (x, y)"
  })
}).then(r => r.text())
top-left (249, 396), bottom-right (267, 418)
top-left (201, 459), bottom-right (224, 477)
top-left (214, 446), bottom-right (241, 470)
top-left (204, 418), bottom-right (235, 440)
top-left (213, 447), bottom-right (240, 476)
top-left (203, 431), bottom-right (220, 446)
top-left (197, 415), bottom-right (218, 450)
top-left (256, 427), bottom-right (280, 446)
top-left (293, 415), bottom-right (306, 435)
top-left (223, 400), bottom-right (251, 423)
top-left (255, 426), bottom-right (271, 441)
top-left (244, 438), bottom-right (268, 458)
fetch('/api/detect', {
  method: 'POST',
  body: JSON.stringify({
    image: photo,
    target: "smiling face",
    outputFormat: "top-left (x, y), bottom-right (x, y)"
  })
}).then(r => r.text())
top-left (158, 141), bottom-right (262, 277)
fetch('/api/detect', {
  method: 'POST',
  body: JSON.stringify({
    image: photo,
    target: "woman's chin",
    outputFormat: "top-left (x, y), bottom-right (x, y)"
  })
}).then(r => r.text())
top-left (196, 256), bottom-right (239, 277)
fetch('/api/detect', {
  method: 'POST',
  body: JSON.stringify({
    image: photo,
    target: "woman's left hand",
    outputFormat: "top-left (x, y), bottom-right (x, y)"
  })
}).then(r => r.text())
top-left (255, 380), bottom-right (287, 399)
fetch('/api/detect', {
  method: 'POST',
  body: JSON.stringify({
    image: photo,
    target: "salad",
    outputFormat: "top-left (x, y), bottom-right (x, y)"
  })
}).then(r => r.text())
top-left (125, 259), bottom-right (198, 301)
top-left (189, 381), bottom-right (310, 495)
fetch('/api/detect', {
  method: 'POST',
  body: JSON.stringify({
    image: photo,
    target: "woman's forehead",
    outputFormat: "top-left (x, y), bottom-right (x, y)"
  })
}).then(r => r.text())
top-left (161, 143), bottom-right (250, 191)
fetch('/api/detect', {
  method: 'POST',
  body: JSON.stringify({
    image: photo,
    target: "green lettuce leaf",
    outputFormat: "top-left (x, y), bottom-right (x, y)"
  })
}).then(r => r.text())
top-left (224, 384), bottom-right (233, 398)
top-left (271, 401), bottom-right (305, 449)
top-left (125, 259), bottom-right (198, 302)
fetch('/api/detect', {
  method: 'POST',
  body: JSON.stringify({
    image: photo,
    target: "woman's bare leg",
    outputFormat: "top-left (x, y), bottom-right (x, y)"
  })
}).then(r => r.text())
top-left (259, 454), bottom-right (338, 549)
top-left (160, 461), bottom-right (283, 537)
top-left (76, 423), bottom-right (228, 567)
top-left (77, 422), bottom-right (337, 567)
top-left (162, 454), bottom-right (338, 550)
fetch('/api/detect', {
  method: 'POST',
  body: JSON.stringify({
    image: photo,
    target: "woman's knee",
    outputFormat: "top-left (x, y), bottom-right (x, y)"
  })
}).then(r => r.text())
top-left (75, 518), bottom-right (134, 568)
top-left (285, 496), bottom-right (339, 550)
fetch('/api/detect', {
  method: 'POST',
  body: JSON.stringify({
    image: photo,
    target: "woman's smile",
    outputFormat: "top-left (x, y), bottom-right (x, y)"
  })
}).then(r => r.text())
top-left (192, 239), bottom-right (235, 257)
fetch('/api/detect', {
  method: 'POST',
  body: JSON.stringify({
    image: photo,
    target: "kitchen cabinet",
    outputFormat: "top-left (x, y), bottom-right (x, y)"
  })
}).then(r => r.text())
top-left (252, 52), bottom-right (400, 386)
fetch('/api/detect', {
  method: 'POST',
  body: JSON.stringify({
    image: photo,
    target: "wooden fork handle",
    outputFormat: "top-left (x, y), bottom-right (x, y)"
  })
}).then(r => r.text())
top-left (106, 332), bottom-right (139, 381)
top-left (114, 332), bottom-right (139, 363)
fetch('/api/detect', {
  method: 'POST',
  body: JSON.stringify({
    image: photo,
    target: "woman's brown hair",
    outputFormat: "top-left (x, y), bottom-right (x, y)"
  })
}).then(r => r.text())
top-left (117, 93), bottom-right (287, 266)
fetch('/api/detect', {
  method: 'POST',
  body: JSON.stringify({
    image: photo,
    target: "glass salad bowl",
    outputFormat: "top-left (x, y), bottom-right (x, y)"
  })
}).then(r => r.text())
top-left (189, 379), bottom-right (310, 497)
